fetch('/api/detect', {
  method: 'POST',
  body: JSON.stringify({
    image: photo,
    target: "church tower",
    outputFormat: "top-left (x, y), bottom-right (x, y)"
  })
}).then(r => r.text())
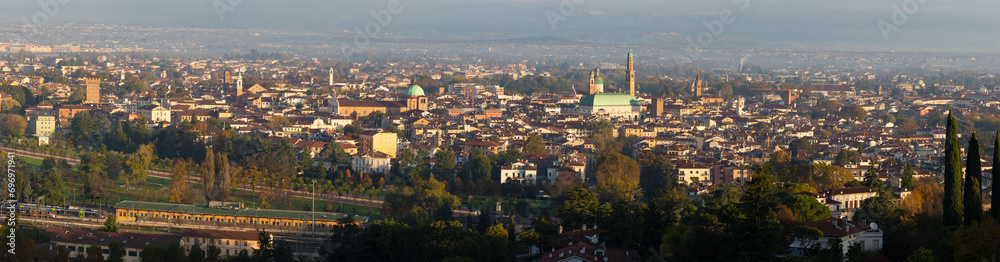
top-left (694, 73), bottom-right (702, 97)
top-left (329, 68), bottom-right (334, 86)
top-left (626, 48), bottom-right (635, 96)
top-left (588, 68), bottom-right (604, 95)
top-left (236, 72), bottom-right (243, 97)
top-left (327, 89), bottom-right (340, 115)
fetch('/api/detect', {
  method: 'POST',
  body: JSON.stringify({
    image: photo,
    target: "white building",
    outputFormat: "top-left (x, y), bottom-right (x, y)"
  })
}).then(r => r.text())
top-left (500, 161), bottom-right (539, 184)
top-left (137, 105), bottom-right (171, 123)
top-left (351, 151), bottom-right (392, 174)
top-left (788, 217), bottom-right (883, 257)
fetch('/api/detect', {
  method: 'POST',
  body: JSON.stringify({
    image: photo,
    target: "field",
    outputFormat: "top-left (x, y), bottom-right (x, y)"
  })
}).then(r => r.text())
top-left (18, 155), bottom-right (379, 219)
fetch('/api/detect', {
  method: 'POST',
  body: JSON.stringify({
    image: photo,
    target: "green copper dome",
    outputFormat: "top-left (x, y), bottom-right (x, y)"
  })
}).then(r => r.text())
top-left (405, 84), bottom-right (425, 97)
top-left (628, 48), bottom-right (633, 58)
top-left (595, 75), bottom-right (604, 84)
top-left (580, 93), bottom-right (639, 106)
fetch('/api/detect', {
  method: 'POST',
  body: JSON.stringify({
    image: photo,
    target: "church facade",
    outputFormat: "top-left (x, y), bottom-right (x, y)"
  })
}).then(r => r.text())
top-left (328, 84), bottom-right (428, 117)
top-left (576, 49), bottom-right (642, 120)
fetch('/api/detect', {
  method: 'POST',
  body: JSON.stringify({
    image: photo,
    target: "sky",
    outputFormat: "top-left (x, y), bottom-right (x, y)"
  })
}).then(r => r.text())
top-left (2, 0), bottom-right (997, 53)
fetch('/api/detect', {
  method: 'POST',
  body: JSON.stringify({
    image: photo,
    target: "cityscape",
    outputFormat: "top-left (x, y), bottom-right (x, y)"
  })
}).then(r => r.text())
top-left (1, 1), bottom-right (999, 262)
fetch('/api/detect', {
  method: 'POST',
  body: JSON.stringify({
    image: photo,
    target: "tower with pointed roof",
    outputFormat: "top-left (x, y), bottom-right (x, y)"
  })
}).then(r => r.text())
top-left (588, 68), bottom-right (604, 95)
top-left (626, 48), bottom-right (635, 96)
top-left (694, 73), bottom-right (702, 97)
top-left (236, 72), bottom-right (243, 97)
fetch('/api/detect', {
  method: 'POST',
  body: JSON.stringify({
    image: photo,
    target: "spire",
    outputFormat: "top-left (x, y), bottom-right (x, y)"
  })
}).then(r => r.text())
top-left (236, 72), bottom-right (243, 97)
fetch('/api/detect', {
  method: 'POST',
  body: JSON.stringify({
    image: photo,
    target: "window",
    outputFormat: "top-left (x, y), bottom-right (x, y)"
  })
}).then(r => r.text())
top-left (128, 251), bottom-right (137, 257)
top-left (69, 246), bottom-right (76, 252)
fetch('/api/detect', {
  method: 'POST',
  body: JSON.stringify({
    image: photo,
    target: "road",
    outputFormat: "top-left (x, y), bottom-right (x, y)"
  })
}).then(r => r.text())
top-left (1, 145), bottom-right (478, 216)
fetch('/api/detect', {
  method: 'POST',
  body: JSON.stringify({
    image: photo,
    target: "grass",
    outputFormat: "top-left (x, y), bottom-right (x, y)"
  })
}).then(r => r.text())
top-left (21, 154), bottom-right (380, 219)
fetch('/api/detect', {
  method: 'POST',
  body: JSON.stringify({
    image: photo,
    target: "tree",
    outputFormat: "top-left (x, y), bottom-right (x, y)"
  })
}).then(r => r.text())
top-left (590, 119), bottom-right (620, 158)
top-left (206, 243), bottom-right (222, 262)
top-left (320, 142), bottom-right (351, 165)
top-left (838, 104), bottom-right (868, 121)
top-left (809, 163), bottom-right (854, 191)
top-left (594, 152), bottom-right (641, 203)
top-left (833, 150), bottom-right (860, 166)
top-left (781, 195), bottom-right (831, 222)
top-left (522, 134), bottom-right (546, 154)
top-left (108, 241), bottom-right (126, 262)
top-left (56, 246), bottom-right (71, 262)
top-left (469, 150), bottom-right (492, 181)
top-left (188, 242), bottom-right (206, 262)
top-left (432, 149), bottom-right (457, 180)
top-left (41, 168), bottom-right (66, 206)
top-left (169, 158), bottom-right (192, 204)
top-left (769, 149), bottom-right (790, 163)
top-left (123, 143), bottom-right (155, 186)
top-left (556, 187), bottom-right (610, 230)
top-left (943, 111), bottom-right (963, 227)
top-left (901, 163), bottom-right (916, 190)
top-left (863, 164), bottom-right (883, 191)
top-left (951, 218), bottom-right (1000, 262)
top-left (896, 118), bottom-right (918, 135)
top-left (728, 172), bottom-right (784, 260)
top-left (963, 132), bottom-right (982, 225)
top-left (789, 138), bottom-right (812, 157)
top-left (0, 114), bottom-right (27, 137)
top-left (994, 131), bottom-right (1000, 220)
top-left (102, 214), bottom-right (118, 232)
top-left (85, 245), bottom-right (103, 262)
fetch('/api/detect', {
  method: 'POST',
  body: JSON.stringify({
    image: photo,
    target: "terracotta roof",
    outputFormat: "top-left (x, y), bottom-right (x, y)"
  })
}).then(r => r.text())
top-left (803, 217), bottom-right (873, 238)
top-left (45, 227), bottom-right (181, 250)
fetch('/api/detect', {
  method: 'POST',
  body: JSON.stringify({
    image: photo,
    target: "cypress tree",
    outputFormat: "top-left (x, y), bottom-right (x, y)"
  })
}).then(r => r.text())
top-left (963, 132), bottom-right (982, 225)
top-left (993, 131), bottom-right (1000, 220)
top-left (943, 111), bottom-right (963, 227)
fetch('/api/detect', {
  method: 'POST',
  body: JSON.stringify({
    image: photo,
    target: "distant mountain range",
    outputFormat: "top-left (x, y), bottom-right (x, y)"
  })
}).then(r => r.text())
top-left (1, 0), bottom-right (997, 53)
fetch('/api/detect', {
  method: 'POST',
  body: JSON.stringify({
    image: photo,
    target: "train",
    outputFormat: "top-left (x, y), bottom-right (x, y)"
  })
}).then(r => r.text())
top-left (13, 203), bottom-right (107, 219)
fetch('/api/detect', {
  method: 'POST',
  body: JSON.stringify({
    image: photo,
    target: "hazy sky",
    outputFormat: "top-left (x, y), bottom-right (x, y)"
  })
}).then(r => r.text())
top-left (3, 0), bottom-right (998, 52)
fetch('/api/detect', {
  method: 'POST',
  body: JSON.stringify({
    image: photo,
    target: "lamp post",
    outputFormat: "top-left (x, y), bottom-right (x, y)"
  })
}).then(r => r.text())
top-left (311, 179), bottom-right (316, 234)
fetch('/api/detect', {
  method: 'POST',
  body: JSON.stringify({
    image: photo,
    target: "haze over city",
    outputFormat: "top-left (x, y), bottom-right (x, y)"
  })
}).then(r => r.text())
top-left (2, 1), bottom-right (1000, 262)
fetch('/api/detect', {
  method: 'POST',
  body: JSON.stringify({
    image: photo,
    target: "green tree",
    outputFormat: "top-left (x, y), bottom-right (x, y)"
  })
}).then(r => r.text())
top-left (590, 119), bottom-right (620, 158)
top-left (964, 132), bottom-right (983, 225)
top-left (85, 245), bottom-right (103, 262)
top-left (123, 143), bottom-right (155, 187)
top-left (781, 195), bottom-right (831, 222)
top-left (188, 242), bottom-right (206, 262)
top-left (789, 137), bottom-right (812, 157)
top-left (432, 149), bottom-right (457, 180)
top-left (951, 219), bottom-right (1000, 262)
top-left (901, 163), bottom-right (916, 190)
top-left (728, 172), bottom-right (784, 260)
top-left (320, 142), bottom-right (351, 165)
top-left (994, 131), bottom-right (1000, 220)
top-left (102, 214), bottom-right (118, 232)
top-left (41, 168), bottom-right (66, 206)
top-left (469, 150), bottom-right (492, 181)
top-left (833, 150), bottom-right (860, 166)
top-left (108, 241), bottom-right (126, 262)
top-left (556, 187), bottom-right (611, 230)
top-left (944, 111), bottom-right (963, 227)
top-left (594, 152), bottom-right (641, 203)
top-left (522, 134), bottom-right (546, 154)
top-left (56, 246), bottom-right (71, 262)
